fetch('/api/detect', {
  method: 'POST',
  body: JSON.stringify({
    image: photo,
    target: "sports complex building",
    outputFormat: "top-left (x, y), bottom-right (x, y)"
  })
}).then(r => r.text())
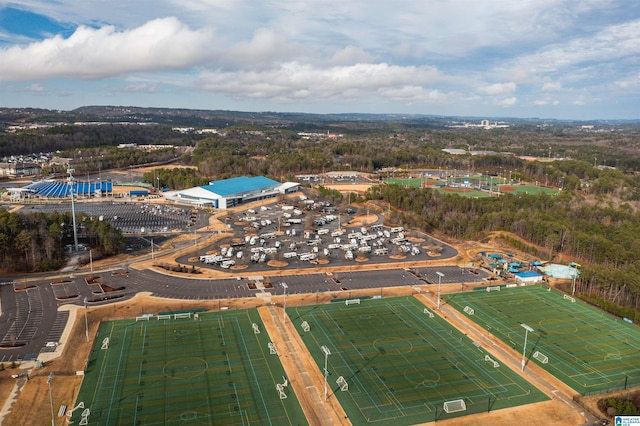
top-left (7, 175), bottom-right (299, 209)
top-left (163, 176), bottom-right (300, 208)
top-left (8, 179), bottom-right (114, 201)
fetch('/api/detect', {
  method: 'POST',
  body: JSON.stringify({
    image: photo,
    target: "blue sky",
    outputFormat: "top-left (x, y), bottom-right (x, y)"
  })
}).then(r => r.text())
top-left (1, 1), bottom-right (639, 119)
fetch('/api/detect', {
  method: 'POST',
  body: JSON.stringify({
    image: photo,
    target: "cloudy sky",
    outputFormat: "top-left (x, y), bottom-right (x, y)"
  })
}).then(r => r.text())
top-left (1, 1), bottom-right (639, 119)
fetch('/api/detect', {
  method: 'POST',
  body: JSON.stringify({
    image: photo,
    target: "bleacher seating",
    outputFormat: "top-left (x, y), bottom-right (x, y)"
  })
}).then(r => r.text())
top-left (23, 180), bottom-right (112, 198)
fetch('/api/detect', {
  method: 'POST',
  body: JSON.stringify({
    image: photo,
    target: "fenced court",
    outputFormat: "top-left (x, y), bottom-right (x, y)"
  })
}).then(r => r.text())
top-left (289, 296), bottom-right (547, 425)
top-left (72, 309), bottom-right (307, 425)
top-left (445, 285), bottom-right (640, 395)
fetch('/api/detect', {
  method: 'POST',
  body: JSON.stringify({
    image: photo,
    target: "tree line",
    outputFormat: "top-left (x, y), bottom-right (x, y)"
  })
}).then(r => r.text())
top-left (0, 209), bottom-right (124, 272)
top-left (365, 183), bottom-right (640, 320)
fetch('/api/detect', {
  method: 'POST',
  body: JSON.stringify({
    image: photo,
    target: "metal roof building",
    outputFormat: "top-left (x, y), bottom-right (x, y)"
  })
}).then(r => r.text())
top-left (164, 176), bottom-right (299, 208)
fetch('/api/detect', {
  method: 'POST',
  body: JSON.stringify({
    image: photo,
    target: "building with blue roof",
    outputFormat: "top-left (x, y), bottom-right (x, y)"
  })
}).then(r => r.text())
top-left (513, 270), bottom-right (543, 284)
top-left (164, 176), bottom-right (299, 208)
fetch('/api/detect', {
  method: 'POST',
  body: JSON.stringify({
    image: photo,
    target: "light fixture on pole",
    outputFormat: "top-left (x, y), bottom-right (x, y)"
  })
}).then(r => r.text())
top-left (84, 297), bottom-right (89, 342)
top-left (321, 345), bottom-right (331, 401)
top-left (520, 323), bottom-right (534, 371)
top-left (68, 168), bottom-right (79, 252)
top-left (47, 372), bottom-right (55, 426)
top-left (281, 282), bottom-right (288, 323)
top-left (436, 272), bottom-right (445, 309)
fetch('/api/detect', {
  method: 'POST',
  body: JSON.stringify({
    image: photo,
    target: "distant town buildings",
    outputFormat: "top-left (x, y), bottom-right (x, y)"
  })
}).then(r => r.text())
top-left (298, 131), bottom-right (343, 139)
top-left (0, 161), bottom-right (41, 177)
top-left (448, 120), bottom-right (510, 129)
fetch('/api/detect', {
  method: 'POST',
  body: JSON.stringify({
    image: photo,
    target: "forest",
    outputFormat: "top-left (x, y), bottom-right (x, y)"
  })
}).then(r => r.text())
top-left (3, 108), bottom-right (640, 319)
top-left (0, 209), bottom-right (124, 272)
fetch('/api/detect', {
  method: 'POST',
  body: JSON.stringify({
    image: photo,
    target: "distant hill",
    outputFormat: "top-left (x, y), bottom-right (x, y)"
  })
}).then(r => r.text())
top-left (2, 106), bottom-right (639, 130)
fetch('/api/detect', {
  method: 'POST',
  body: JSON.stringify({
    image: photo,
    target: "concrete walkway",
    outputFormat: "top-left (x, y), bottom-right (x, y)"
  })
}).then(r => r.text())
top-left (0, 362), bottom-right (34, 425)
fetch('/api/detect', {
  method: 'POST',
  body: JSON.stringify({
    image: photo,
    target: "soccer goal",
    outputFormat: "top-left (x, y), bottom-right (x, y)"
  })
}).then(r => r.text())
top-left (101, 337), bottom-right (109, 350)
top-left (157, 314), bottom-right (171, 320)
top-left (563, 294), bottom-right (576, 303)
top-left (486, 286), bottom-right (501, 292)
top-left (463, 306), bottom-right (475, 315)
top-left (345, 298), bottom-right (361, 306)
top-left (301, 321), bottom-right (310, 332)
top-left (252, 323), bottom-right (260, 334)
top-left (276, 383), bottom-right (287, 399)
top-left (66, 402), bottom-right (84, 418)
top-left (533, 351), bottom-right (549, 364)
top-left (135, 316), bottom-right (149, 322)
top-left (78, 408), bottom-right (91, 425)
top-left (268, 342), bottom-right (277, 355)
top-left (336, 376), bottom-right (348, 391)
top-left (443, 399), bottom-right (467, 414)
top-left (484, 354), bottom-right (500, 368)
top-left (174, 312), bottom-right (191, 319)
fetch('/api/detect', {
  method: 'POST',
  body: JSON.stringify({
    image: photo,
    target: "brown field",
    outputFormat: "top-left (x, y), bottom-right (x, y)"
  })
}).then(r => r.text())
top-left (442, 187), bottom-right (473, 193)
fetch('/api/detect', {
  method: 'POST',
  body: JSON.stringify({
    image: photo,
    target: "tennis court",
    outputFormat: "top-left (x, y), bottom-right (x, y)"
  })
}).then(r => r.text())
top-left (289, 297), bottom-right (547, 425)
top-left (72, 309), bottom-right (307, 425)
top-left (445, 285), bottom-right (640, 395)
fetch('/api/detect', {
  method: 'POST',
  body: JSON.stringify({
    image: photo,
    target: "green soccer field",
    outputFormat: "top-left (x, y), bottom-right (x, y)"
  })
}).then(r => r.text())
top-left (445, 285), bottom-right (640, 395)
top-left (288, 297), bottom-right (548, 425)
top-left (72, 310), bottom-right (307, 425)
top-left (384, 178), bottom-right (558, 198)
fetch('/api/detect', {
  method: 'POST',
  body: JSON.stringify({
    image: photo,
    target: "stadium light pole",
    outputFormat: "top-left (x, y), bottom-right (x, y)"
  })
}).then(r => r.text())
top-left (68, 168), bottom-right (79, 252)
top-left (521, 323), bottom-right (534, 371)
top-left (84, 297), bottom-right (89, 342)
top-left (321, 345), bottom-right (331, 401)
top-left (436, 272), bottom-right (445, 309)
top-left (571, 274), bottom-right (576, 297)
top-left (281, 282), bottom-right (288, 324)
top-left (47, 372), bottom-right (54, 426)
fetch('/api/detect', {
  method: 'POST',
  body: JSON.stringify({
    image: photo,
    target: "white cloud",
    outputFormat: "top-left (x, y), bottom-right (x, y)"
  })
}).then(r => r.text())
top-left (478, 82), bottom-right (516, 96)
top-left (572, 96), bottom-right (587, 105)
top-left (2, 1), bottom-right (640, 117)
top-left (23, 83), bottom-right (45, 92)
top-left (505, 18), bottom-right (640, 79)
top-left (328, 46), bottom-right (374, 66)
top-left (615, 73), bottom-right (640, 90)
top-left (123, 83), bottom-right (157, 93)
top-left (542, 81), bottom-right (562, 91)
top-left (534, 98), bottom-right (560, 106)
top-left (496, 97), bottom-right (518, 107)
top-left (0, 17), bottom-right (215, 82)
top-left (197, 62), bottom-right (446, 102)
top-left (377, 86), bottom-right (452, 104)
top-left (224, 28), bottom-right (301, 67)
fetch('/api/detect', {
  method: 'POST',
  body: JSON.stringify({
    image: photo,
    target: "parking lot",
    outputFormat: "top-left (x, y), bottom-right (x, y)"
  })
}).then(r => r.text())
top-left (180, 197), bottom-right (457, 273)
top-left (8, 202), bottom-right (209, 234)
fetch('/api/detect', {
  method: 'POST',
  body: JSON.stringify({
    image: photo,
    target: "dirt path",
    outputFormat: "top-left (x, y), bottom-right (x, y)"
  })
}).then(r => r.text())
top-left (259, 305), bottom-right (349, 425)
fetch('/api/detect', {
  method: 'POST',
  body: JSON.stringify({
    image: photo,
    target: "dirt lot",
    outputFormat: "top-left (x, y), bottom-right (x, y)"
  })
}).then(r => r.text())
top-left (0, 200), bottom-right (613, 425)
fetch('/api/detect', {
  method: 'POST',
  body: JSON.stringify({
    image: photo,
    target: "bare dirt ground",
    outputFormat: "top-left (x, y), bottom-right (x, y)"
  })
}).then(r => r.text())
top-left (0, 196), bottom-right (612, 425)
top-left (322, 183), bottom-right (373, 194)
